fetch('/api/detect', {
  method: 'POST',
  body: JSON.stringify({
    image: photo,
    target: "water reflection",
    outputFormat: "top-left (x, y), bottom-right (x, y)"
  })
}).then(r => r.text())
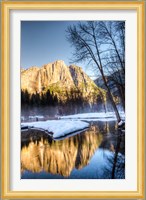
top-left (21, 121), bottom-right (125, 179)
top-left (21, 125), bottom-right (102, 177)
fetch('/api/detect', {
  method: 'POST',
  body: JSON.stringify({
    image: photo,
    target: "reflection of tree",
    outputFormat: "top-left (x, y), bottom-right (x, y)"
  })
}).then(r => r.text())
top-left (111, 129), bottom-right (125, 179)
top-left (99, 126), bottom-right (125, 155)
top-left (21, 127), bottom-right (103, 177)
top-left (99, 128), bottom-right (125, 179)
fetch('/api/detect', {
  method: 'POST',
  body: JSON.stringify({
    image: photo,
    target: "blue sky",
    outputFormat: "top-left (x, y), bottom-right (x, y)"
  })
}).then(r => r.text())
top-left (21, 21), bottom-right (124, 79)
top-left (21, 21), bottom-right (92, 74)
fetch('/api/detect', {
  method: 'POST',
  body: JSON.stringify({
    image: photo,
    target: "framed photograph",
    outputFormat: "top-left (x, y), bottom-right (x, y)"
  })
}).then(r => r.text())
top-left (1, 1), bottom-right (145, 199)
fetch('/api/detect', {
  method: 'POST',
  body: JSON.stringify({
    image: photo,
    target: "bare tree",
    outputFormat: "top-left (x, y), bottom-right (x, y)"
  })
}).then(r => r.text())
top-left (98, 21), bottom-right (125, 110)
top-left (66, 21), bottom-right (125, 121)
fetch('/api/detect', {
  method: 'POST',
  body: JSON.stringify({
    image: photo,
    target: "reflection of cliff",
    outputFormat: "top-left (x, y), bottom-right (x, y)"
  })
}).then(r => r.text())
top-left (21, 126), bottom-right (103, 177)
top-left (75, 126), bottom-right (101, 169)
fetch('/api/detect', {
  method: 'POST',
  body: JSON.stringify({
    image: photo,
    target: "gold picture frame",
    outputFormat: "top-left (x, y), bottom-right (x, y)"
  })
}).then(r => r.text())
top-left (1, 1), bottom-right (145, 199)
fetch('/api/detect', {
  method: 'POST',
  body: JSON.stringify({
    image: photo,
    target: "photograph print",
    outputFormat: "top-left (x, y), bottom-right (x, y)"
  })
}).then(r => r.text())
top-left (21, 21), bottom-right (125, 179)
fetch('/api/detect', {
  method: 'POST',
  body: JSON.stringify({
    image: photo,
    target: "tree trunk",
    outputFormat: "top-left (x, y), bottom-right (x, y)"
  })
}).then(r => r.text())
top-left (118, 85), bottom-right (125, 111)
top-left (100, 70), bottom-right (121, 122)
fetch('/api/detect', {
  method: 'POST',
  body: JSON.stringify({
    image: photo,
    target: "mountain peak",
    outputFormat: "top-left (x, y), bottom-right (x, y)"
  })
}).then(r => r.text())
top-left (21, 68), bottom-right (25, 73)
top-left (54, 60), bottom-right (66, 66)
top-left (28, 66), bottom-right (40, 71)
top-left (69, 64), bottom-right (81, 69)
top-left (21, 60), bottom-right (106, 103)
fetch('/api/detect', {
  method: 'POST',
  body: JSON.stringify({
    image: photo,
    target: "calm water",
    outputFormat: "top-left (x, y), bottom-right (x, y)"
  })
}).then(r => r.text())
top-left (21, 121), bottom-right (125, 179)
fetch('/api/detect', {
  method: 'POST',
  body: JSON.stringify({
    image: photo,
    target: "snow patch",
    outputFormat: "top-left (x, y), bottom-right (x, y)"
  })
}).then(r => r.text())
top-left (29, 115), bottom-right (44, 119)
top-left (21, 116), bottom-right (25, 121)
top-left (61, 112), bottom-right (125, 121)
top-left (118, 120), bottom-right (125, 126)
top-left (21, 120), bottom-right (89, 139)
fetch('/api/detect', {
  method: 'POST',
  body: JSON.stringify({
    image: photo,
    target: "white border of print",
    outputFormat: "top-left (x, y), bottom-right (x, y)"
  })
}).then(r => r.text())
top-left (10, 9), bottom-right (137, 191)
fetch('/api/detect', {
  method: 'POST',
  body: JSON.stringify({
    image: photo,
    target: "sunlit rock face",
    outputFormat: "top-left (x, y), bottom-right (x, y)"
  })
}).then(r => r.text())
top-left (21, 68), bottom-right (25, 73)
top-left (21, 127), bottom-right (103, 177)
top-left (21, 66), bottom-right (40, 93)
top-left (21, 61), bottom-right (73, 93)
top-left (21, 60), bottom-right (106, 103)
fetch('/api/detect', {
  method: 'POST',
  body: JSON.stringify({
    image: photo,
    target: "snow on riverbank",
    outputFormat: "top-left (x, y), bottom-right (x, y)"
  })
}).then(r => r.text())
top-left (21, 120), bottom-right (89, 139)
top-left (29, 115), bottom-right (44, 119)
top-left (21, 112), bottom-right (125, 138)
top-left (60, 112), bottom-right (125, 121)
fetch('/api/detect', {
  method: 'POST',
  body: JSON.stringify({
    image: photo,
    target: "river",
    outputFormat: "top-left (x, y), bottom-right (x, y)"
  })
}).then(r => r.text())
top-left (21, 120), bottom-right (125, 179)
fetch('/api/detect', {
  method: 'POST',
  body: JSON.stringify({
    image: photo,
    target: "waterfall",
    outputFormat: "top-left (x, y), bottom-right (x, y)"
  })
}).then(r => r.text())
top-left (38, 71), bottom-right (41, 93)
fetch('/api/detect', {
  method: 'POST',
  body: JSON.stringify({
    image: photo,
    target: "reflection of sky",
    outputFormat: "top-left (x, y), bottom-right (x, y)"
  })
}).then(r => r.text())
top-left (21, 21), bottom-right (99, 79)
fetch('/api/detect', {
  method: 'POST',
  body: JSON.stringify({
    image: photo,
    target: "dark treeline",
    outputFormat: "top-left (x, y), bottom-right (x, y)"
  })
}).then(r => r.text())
top-left (21, 89), bottom-right (104, 114)
top-left (21, 89), bottom-right (58, 106)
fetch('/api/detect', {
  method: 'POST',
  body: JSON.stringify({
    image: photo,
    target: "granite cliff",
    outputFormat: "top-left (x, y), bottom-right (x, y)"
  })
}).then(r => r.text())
top-left (21, 60), bottom-right (106, 104)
